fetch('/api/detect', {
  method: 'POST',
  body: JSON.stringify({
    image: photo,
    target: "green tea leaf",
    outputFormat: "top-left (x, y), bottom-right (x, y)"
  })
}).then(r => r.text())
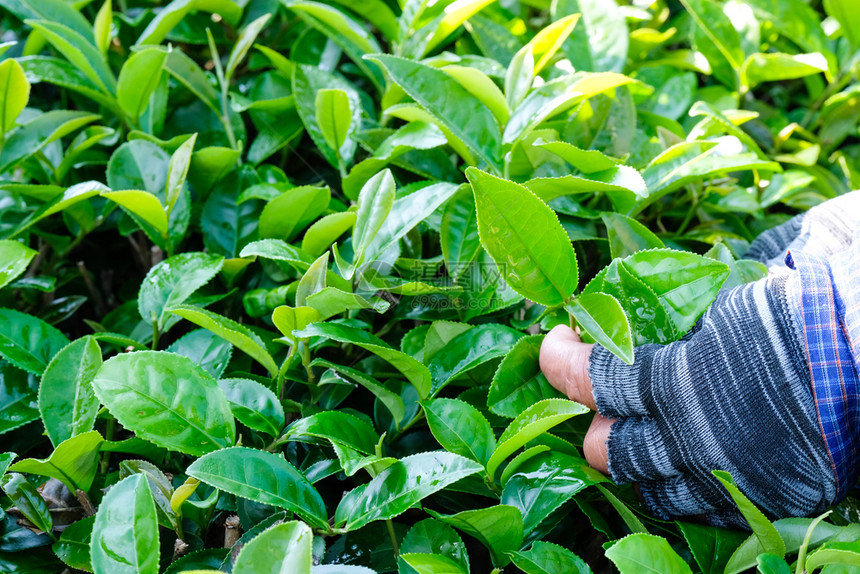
top-left (510, 541), bottom-right (591, 573)
top-left (135, 0), bottom-right (242, 45)
top-left (315, 88), bottom-right (352, 161)
top-left (296, 321), bottom-right (432, 398)
top-left (442, 64), bottom-right (508, 125)
top-left (233, 521), bottom-right (313, 574)
top-left (302, 211), bottom-right (356, 257)
top-left (805, 541), bottom-right (860, 572)
top-left (0, 59), bottom-right (29, 134)
top-left (217, 378), bottom-right (285, 437)
top-left (293, 64), bottom-right (362, 170)
top-left (296, 252), bottom-right (329, 307)
top-left (288, 411), bottom-right (379, 454)
top-left (605, 533), bottom-right (693, 574)
top-left (677, 521), bottom-right (748, 574)
top-left (0, 308), bottom-right (69, 374)
top-left (93, 0), bottom-right (112, 54)
top-left (311, 359), bottom-right (405, 424)
top-left (467, 168), bottom-right (577, 307)
top-left (259, 185), bottom-right (331, 242)
top-left (824, 0), bottom-right (860, 48)
top-left (226, 13), bottom-right (272, 81)
top-left (20, 55), bottom-right (116, 110)
top-left (0, 110), bottom-right (100, 173)
top-left (424, 398), bottom-right (496, 466)
top-left (557, 0), bottom-right (628, 73)
top-left (0, 240), bottom-right (36, 290)
top-left (488, 335), bottom-right (563, 418)
top-left (138, 252), bottom-right (223, 333)
top-left (440, 186), bottom-right (481, 282)
top-left (10, 430), bottom-right (103, 492)
top-left (504, 72), bottom-right (637, 146)
top-left (678, 0), bottom-right (743, 82)
top-left (164, 48), bottom-right (220, 113)
top-left (427, 323), bottom-right (524, 395)
top-left (53, 515), bottom-right (94, 572)
top-left (742, 52), bottom-right (828, 89)
top-left (621, 249), bottom-right (731, 336)
top-left (167, 329), bottom-right (233, 379)
top-left (428, 505), bottom-right (523, 568)
top-left (334, 452), bottom-right (483, 531)
top-left (116, 48), bottom-right (167, 123)
top-left (37, 336), bottom-right (101, 448)
top-left (534, 139), bottom-right (621, 173)
top-left (368, 55), bottom-right (502, 171)
top-left (187, 446), bottom-right (329, 531)
top-left (566, 292), bottom-right (634, 365)
top-left (361, 181), bottom-right (460, 270)
top-left (102, 190), bottom-right (168, 238)
top-left (400, 554), bottom-right (466, 574)
top-left (26, 19), bottom-right (116, 94)
top-left (486, 399), bottom-right (588, 479)
top-left (343, 122), bottom-right (447, 199)
top-left (502, 451), bottom-right (607, 535)
top-left (165, 132), bottom-right (196, 214)
top-left (285, 1), bottom-right (384, 89)
top-left (714, 470), bottom-right (785, 558)
top-left (423, 0), bottom-right (497, 56)
top-left (590, 259), bottom-right (678, 346)
top-left (170, 305), bottom-right (279, 377)
top-left (601, 212), bottom-right (664, 258)
top-left (401, 519), bottom-right (469, 574)
top-left (1, 473), bottom-right (52, 535)
top-left (90, 474), bottom-right (159, 574)
top-left (92, 351), bottom-right (236, 456)
top-left (352, 169), bottom-right (395, 273)
top-left (0, 361), bottom-right (39, 435)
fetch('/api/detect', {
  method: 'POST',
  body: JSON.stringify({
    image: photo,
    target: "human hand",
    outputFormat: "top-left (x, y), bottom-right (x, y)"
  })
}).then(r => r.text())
top-left (539, 278), bottom-right (836, 527)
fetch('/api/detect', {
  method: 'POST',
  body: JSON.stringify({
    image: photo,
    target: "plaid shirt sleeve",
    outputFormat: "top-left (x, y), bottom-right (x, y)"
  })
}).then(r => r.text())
top-left (786, 228), bottom-right (860, 497)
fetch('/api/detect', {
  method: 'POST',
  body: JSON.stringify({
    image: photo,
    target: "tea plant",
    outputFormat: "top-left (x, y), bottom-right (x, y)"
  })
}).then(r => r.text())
top-left (0, 0), bottom-right (859, 572)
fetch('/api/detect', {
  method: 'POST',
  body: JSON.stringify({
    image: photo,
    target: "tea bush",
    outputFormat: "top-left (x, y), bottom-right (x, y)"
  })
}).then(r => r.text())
top-left (0, 0), bottom-right (859, 572)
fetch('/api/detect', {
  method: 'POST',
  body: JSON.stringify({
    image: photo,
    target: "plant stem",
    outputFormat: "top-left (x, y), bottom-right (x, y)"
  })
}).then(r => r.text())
top-left (299, 342), bottom-right (315, 384)
top-left (206, 28), bottom-right (237, 151)
top-left (99, 416), bottom-right (116, 474)
top-left (151, 320), bottom-right (160, 350)
top-left (386, 518), bottom-right (399, 559)
top-left (277, 344), bottom-right (298, 400)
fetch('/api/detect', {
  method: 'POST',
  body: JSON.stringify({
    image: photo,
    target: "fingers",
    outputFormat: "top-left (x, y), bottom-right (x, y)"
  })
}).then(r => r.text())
top-left (540, 325), bottom-right (596, 410)
top-left (583, 412), bottom-right (613, 475)
top-left (606, 418), bottom-right (680, 483)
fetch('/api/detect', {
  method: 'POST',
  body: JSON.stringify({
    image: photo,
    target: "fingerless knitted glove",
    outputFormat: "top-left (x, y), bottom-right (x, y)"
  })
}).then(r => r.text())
top-left (590, 192), bottom-right (860, 527)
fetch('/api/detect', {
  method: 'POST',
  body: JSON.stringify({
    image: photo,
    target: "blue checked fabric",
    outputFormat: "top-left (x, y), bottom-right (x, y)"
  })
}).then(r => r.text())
top-left (787, 229), bottom-right (860, 496)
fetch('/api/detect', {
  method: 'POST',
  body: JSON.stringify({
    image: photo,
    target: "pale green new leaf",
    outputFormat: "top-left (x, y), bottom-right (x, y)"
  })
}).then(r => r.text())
top-left (315, 89), bottom-right (352, 161)
top-left (368, 55), bottom-right (502, 171)
top-left (116, 48), bottom-right (167, 122)
top-left (566, 292), bottom-right (634, 365)
top-left (605, 534), bottom-right (693, 574)
top-left (0, 240), bottom-right (36, 290)
top-left (0, 59), bottom-right (30, 134)
top-left (486, 399), bottom-right (589, 479)
top-left (467, 168), bottom-right (577, 307)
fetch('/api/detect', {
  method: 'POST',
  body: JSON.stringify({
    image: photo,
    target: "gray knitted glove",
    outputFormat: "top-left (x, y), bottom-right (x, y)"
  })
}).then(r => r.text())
top-left (591, 192), bottom-right (860, 527)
